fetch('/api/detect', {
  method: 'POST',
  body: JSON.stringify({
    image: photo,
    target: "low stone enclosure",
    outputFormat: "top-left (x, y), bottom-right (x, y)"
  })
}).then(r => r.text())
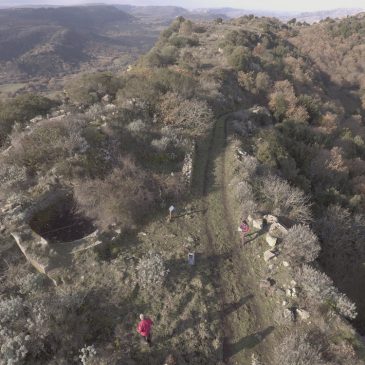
top-left (5, 189), bottom-right (107, 285)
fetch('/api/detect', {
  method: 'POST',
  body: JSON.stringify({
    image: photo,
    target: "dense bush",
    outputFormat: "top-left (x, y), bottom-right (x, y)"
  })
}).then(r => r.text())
top-left (261, 175), bottom-right (312, 223)
top-left (158, 92), bottom-right (213, 137)
top-left (274, 331), bottom-right (326, 365)
top-left (65, 72), bottom-right (121, 105)
top-left (295, 265), bottom-right (357, 319)
top-left (282, 224), bottom-right (320, 264)
top-left (74, 157), bottom-right (157, 230)
top-left (0, 94), bottom-right (56, 145)
top-left (227, 46), bottom-right (252, 71)
top-left (136, 252), bottom-right (169, 290)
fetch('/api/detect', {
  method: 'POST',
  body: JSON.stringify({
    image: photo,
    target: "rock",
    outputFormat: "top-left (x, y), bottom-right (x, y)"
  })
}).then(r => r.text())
top-left (282, 300), bottom-right (287, 306)
top-left (297, 309), bottom-right (310, 320)
top-left (283, 261), bottom-right (290, 267)
top-left (264, 214), bottom-right (278, 224)
top-left (269, 222), bottom-right (288, 238)
top-left (286, 288), bottom-right (292, 297)
top-left (283, 308), bottom-right (292, 319)
top-left (114, 228), bottom-right (121, 235)
top-left (253, 218), bottom-right (264, 230)
top-left (264, 250), bottom-right (276, 262)
top-left (290, 280), bottom-right (297, 286)
top-left (101, 94), bottom-right (111, 103)
top-left (266, 233), bottom-right (277, 247)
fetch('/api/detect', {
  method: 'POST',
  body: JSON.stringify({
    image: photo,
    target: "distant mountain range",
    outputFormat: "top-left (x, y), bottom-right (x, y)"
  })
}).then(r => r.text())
top-left (0, 2), bottom-right (363, 23)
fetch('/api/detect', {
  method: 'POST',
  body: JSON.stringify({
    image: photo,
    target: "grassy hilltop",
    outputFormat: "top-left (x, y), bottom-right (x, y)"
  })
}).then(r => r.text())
top-left (0, 14), bottom-right (365, 365)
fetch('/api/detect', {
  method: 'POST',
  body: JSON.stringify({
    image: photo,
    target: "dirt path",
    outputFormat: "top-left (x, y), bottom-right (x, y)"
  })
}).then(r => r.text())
top-left (194, 114), bottom-right (274, 364)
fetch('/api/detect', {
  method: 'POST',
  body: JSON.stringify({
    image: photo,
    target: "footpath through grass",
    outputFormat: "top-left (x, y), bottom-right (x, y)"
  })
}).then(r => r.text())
top-left (191, 114), bottom-right (276, 364)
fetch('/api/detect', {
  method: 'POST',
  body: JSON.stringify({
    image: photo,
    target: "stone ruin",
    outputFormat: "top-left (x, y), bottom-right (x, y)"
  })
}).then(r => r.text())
top-left (181, 142), bottom-right (196, 187)
top-left (2, 188), bottom-right (107, 285)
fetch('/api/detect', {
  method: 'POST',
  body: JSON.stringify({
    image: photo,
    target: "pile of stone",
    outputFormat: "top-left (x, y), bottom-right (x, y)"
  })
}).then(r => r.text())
top-left (181, 142), bottom-right (195, 187)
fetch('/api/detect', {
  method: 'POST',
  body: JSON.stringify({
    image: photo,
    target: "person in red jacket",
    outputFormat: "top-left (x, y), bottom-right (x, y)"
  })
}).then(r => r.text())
top-left (239, 219), bottom-right (250, 245)
top-left (137, 314), bottom-right (154, 346)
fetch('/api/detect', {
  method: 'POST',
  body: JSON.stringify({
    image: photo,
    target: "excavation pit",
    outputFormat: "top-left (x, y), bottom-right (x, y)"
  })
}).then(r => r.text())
top-left (29, 197), bottom-right (95, 244)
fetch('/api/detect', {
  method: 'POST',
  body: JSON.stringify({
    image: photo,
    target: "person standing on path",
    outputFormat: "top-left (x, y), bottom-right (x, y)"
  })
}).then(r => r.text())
top-left (239, 219), bottom-right (250, 245)
top-left (137, 314), bottom-right (154, 346)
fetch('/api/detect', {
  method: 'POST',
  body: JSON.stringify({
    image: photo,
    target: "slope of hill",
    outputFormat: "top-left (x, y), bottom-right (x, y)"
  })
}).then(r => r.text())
top-left (0, 13), bottom-right (365, 365)
top-left (0, 5), bottom-right (159, 88)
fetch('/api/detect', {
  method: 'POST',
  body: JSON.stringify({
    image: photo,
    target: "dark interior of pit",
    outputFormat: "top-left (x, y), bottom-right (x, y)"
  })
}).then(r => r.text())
top-left (29, 198), bottom-right (95, 243)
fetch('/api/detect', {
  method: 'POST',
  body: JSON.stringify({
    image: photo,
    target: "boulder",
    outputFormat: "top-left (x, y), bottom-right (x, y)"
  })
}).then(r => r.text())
top-left (266, 233), bottom-right (277, 247)
top-left (297, 309), bottom-right (310, 321)
top-left (264, 250), bottom-right (276, 262)
top-left (282, 261), bottom-right (290, 267)
top-left (101, 94), bottom-right (111, 103)
top-left (253, 218), bottom-right (264, 230)
top-left (264, 214), bottom-right (278, 224)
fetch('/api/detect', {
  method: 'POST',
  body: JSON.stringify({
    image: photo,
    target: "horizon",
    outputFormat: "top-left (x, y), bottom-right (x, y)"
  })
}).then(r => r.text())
top-left (0, 0), bottom-right (364, 13)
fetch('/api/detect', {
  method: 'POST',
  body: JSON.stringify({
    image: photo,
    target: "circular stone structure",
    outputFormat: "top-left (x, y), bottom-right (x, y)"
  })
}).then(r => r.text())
top-left (29, 197), bottom-right (95, 243)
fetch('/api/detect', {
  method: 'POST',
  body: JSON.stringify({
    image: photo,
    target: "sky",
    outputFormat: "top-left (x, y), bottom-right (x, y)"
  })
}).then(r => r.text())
top-left (1, 0), bottom-right (364, 12)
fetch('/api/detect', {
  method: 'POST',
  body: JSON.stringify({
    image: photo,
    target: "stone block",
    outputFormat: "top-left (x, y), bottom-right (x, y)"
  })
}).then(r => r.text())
top-left (266, 233), bottom-right (277, 247)
top-left (264, 250), bottom-right (276, 262)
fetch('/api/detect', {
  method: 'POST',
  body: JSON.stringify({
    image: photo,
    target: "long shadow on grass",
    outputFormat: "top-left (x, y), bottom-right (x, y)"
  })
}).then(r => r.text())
top-left (224, 326), bottom-right (275, 358)
top-left (165, 252), bottom-right (231, 292)
top-left (161, 294), bottom-right (254, 339)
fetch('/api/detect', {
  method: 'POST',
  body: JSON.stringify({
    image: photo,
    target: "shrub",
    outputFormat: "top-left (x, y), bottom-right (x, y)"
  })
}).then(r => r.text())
top-left (151, 137), bottom-right (171, 152)
top-left (227, 46), bottom-right (251, 71)
top-left (0, 333), bottom-right (29, 365)
top-left (336, 293), bottom-right (357, 320)
top-left (274, 331), bottom-right (326, 365)
top-left (0, 297), bottom-right (24, 325)
top-left (74, 157), bottom-right (157, 230)
top-left (282, 224), bottom-right (320, 264)
top-left (126, 120), bottom-right (147, 135)
top-left (238, 154), bottom-right (259, 181)
top-left (261, 175), bottom-right (312, 223)
top-left (295, 265), bottom-right (334, 304)
top-left (158, 92), bottom-right (213, 137)
top-left (65, 72), bottom-right (121, 106)
top-left (234, 181), bottom-right (257, 216)
top-left (169, 34), bottom-right (199, 48)
top-left (17, 273), bottom-right (46, 296)
top-left (79, 345), bottom-right (97, 365)
top-left (255, 72), bottom-right (271, 93)
top-left (0, 94), bottom-right (56, 145)
top-left (136, 252), bottom-right (169, 290)
top-left (9, 117), bottom-right (87, 174)
top-left (295, 265), bottom-right (357, 319)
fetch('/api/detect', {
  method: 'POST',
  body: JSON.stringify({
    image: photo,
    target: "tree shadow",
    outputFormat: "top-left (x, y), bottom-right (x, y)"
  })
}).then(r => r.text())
top-left (244, 227), bottom-right (267, 244)
top-left (219, 294), bottom-right (254, 318)
top-left (224, 326), bottom-right (275, 358)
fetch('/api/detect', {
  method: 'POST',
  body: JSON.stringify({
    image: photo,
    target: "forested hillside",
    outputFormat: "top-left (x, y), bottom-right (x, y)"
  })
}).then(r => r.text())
top-left (0, 14), bottom-right (364, 365)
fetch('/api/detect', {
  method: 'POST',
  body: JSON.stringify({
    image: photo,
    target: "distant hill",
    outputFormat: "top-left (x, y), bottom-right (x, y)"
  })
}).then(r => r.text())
top-left (293, 8), bottom-right (364, 23)
top-left (0, 5), bottom-right (159, 84)
top-left (193, 6), bottom-right (364, 22)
